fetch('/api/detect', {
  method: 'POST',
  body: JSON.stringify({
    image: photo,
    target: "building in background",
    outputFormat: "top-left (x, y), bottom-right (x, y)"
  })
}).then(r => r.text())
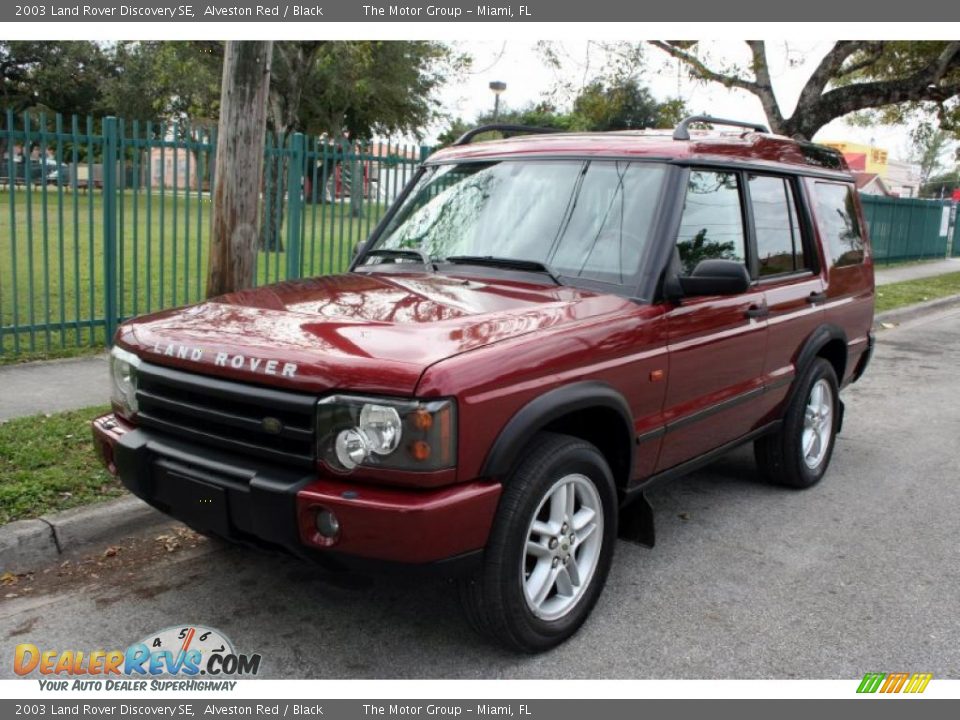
top-left (821, 140), bottom-right (921, 198)
top-left (854, 173), bottom-right (891, 196)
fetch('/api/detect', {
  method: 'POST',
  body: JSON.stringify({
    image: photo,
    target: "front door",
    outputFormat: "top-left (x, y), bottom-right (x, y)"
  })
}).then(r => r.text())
top-left (657, 168), bottom-right (768, 471)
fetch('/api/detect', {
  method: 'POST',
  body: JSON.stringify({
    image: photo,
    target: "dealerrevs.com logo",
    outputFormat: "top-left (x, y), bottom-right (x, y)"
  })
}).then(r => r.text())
top-left (14, 625), bottom-right (261, 691)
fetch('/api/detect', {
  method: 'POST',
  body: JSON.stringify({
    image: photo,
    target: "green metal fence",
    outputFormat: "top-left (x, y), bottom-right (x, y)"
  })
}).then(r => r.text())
top-left (860, 194), bottom-right (954, 264)
top-left (952, 205), bottom-right (960, 258)
top-left (0, 111), bottom-right (426, 359)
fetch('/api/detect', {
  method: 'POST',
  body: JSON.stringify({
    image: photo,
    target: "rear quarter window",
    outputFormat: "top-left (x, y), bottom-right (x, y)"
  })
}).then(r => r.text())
top-left (812, 182), bottom-right (865, 267)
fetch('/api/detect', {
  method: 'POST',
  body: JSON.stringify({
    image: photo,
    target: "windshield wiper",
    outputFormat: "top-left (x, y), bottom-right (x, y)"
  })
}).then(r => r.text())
top-left (362, 248), bottom-right (436, 271)
top-left (442, 255), bottom-right (562, 285)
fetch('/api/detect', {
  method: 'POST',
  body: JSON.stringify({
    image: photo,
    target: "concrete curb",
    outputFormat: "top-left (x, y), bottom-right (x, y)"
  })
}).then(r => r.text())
top-left (0, 495), bottom-right (171, 574)
top-left (874, 293), bottom-right (960, 329)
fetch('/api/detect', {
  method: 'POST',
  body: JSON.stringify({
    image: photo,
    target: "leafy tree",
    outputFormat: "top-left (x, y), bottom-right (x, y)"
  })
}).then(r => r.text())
top-left (1, 41), bottom-right (110, 117)
top-left (435, 79), bottom-right (686, 147)
top-left (649, 41), bottom-right (960, 140)
top-left (259, 41), bottom-right (468, 248)
top-left (908, 123), bottom-right (956, 185)
top-left (573, 78), bottom-right (684, 131)
top-left (99, 42), bottom-right (222, 127)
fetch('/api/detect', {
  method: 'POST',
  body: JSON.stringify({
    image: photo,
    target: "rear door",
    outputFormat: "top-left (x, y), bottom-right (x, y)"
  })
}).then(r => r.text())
top-left (657, 168), bottom-right (768, 471)
top-left (745, 173), bottom-right (826, 418)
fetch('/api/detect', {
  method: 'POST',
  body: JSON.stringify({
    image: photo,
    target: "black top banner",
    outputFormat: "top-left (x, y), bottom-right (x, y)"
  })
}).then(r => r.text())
top-left (3, 0), bottom-right (959, 22)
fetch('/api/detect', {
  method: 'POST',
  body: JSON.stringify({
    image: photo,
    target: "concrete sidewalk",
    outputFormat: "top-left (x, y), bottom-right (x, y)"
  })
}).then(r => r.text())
top-left (0, 352), bottom-right (110, 421)
top-left (0, 256), bottom-right (958, 422)
top-left (875, 257), bottom-right (960, 286)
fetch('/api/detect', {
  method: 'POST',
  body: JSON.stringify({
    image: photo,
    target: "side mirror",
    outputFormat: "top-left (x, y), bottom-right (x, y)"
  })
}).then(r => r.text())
top-left (676, 259), bottom-right (750, 297)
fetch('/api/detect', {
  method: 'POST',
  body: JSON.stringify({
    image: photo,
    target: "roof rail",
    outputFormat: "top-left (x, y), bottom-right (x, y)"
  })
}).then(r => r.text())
top-left (452, 124), bottom-right (561, 146)
top-left (673, 115), bottom-right (769, 141)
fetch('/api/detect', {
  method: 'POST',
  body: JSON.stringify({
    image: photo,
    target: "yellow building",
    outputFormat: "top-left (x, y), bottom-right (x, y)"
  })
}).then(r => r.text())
top-left (819, 141), bottom-right (889, 176)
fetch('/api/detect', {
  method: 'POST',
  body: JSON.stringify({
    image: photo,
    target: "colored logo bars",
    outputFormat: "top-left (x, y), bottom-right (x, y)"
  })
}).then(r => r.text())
top-left (857, 672), bottom-right (933, 694)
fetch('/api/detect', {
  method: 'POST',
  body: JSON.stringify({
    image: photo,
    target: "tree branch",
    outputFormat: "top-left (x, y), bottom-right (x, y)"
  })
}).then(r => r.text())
top-left (816, 43), bottom-right (960, 121)
top-left (648, 41), bottom-right (758, 92)
top-left (794, 41), bottom-right (866, 114)
top-left (835, 42), bottom-right (886, 78)
top-left (745, 41), bottom-right (784, 130)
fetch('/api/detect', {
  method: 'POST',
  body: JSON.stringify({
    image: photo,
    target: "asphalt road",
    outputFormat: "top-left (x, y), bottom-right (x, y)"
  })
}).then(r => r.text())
top-left (2, 307), bottom-right (959, 679)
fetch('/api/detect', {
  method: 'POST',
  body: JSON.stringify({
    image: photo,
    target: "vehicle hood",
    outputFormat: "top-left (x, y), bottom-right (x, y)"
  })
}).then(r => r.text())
top-left (117, 272), bottom-right (632, 395)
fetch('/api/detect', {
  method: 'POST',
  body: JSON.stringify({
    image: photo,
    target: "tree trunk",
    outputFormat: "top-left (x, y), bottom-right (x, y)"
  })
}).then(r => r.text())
top-left (206, 41), bottom-right (273, 297)
top-left (259, 131), bottom-right (287, 253)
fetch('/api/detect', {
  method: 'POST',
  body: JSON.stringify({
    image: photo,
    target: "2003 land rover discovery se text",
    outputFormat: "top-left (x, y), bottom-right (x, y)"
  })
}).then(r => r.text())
top-left (93, 116), bottom-right (875, 652)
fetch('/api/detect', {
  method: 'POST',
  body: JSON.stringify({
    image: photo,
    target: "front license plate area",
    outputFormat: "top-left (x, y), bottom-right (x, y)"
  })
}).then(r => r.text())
top-left (153, 461), bottom-right (231, 536)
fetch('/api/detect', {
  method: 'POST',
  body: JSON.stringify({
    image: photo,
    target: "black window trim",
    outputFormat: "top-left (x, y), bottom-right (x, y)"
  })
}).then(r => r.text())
top-left (671, 165), bottom-right (753, 280)
top-left (810, 179), bottom-right (867, 269)
top-left (742, 170), bottom-right (820, 283)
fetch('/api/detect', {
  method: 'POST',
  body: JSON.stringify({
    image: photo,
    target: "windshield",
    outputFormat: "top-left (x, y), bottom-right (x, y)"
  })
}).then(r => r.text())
top-left (362, 160), bottom-right (667, 286)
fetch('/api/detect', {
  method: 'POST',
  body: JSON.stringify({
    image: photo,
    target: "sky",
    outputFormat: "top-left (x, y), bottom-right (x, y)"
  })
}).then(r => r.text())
top-left (430, 40), bottom-right (917, 160)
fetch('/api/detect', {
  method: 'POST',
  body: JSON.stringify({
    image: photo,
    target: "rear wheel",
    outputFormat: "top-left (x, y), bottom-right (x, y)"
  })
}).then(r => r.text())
top-left (755, 358), bottom-right (839, 488)
top-left (458, 433), bottom-right (617, 653)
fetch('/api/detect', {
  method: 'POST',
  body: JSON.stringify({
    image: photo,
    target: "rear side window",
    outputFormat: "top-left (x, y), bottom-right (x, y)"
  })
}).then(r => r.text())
top-left (675, 169), bottom-right (746, 275)
top-left (812, 182), bottom-right (865, 267)
top-left (748, 175), bottom-right (806, 276)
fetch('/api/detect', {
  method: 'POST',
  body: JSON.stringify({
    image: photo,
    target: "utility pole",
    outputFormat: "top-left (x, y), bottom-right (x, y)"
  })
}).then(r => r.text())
top-left (489, 81), bottom-right (506, 123)
top-left (207, 41), bottom-right (273, 297)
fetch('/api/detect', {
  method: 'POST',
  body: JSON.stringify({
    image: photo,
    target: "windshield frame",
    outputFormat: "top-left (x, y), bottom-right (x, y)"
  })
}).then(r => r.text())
top-left (352, 157), bottom-right (678, 301)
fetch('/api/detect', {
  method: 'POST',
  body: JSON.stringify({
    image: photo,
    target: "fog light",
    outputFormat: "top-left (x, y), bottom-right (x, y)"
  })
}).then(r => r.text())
top-left (315, 509), bottom-right (340, 538)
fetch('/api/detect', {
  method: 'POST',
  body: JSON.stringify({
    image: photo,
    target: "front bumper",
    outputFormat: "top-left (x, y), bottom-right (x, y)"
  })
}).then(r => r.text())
top-left (92, 414), bottom-right (500, 574)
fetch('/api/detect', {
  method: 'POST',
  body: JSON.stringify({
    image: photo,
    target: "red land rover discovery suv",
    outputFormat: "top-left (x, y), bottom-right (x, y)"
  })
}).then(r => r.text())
top-left (93, 116), bottom-right (875, 652)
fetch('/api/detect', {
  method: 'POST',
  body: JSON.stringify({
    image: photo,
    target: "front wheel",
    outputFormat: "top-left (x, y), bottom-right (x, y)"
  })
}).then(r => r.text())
top-left (458, 433), bottom-right (617, 653)
top-left (755, 357), bottom-right (840, 488)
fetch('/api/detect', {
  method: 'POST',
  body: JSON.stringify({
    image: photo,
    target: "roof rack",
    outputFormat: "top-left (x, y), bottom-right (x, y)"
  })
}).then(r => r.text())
top-left (452, 124), bottom-right (561, 146)
top-left (673, 115), bottom-right (769, 141)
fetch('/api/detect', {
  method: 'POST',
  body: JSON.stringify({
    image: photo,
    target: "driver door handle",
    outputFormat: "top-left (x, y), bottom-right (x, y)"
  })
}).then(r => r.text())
top-left (807, 291), bottom-right (828, 305)
top-left (745, 304), bottom-right (769, 319)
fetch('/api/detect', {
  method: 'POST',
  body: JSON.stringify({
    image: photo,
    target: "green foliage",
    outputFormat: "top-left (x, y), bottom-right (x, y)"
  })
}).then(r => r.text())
top-left (0, 41), bottom-right (111, 117)
top-left (0, 41), bottom-right (222, 125)
top-left (0, 405), bottom-right (120, 524)
top-left (826, 42), bottom-right (960, 136)
top-left (572, 78), bottom-right (682, 131)
top-left (435, 78), bottom-right (686, 147)
top-left (286, 41), bottom-right (467, 140)
top-left (908, 122), bottom-right (956, 186)
top-left (875, 271), bottom-right (960, 314)
top-left (2, 40), bottom-right (465, 139)
top-left (99, 42), bottom-right (223, 125)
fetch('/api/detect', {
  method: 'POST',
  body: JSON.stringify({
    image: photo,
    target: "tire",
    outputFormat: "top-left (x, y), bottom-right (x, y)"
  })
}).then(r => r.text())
top-left (458, 432), bottom-right (618, 653)
top-left (755, 358), bottom-right (840, 489)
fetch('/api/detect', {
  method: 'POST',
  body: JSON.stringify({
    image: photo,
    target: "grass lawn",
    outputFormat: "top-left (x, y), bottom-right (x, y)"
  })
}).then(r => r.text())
top-left (875, 271), bottom-right (960, 314)
top-left (0, 188), bottom-right (381, 361)
top-left (0, 404), bottom-right (121, 524)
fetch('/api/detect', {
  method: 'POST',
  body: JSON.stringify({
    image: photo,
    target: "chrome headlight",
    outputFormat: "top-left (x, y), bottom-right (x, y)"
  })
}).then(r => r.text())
top-left (317, 396), bottom-right (456, 472)
top-left (110, 346), bottom-right (141, 420)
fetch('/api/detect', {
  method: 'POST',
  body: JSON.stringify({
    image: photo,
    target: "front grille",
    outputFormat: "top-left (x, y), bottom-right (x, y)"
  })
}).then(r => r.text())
top-left (135, 361), bottom-right (317, 468)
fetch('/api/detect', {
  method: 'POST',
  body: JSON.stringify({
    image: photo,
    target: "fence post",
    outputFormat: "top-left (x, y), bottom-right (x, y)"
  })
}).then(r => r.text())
top-left (286, 132), bottom-right (305, 280)
top-left (419, 145), bottom-right (431, 163)
top-left (102, 116), bottom-right (119, 345)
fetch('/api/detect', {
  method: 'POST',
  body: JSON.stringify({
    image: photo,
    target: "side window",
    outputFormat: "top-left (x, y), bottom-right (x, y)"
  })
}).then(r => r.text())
top-left (675, 169), bottom-right (746, 276)
top-left (748, 175), bottom-right (807, 276)
top-left (812, 182), bottom-right (865, 267)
